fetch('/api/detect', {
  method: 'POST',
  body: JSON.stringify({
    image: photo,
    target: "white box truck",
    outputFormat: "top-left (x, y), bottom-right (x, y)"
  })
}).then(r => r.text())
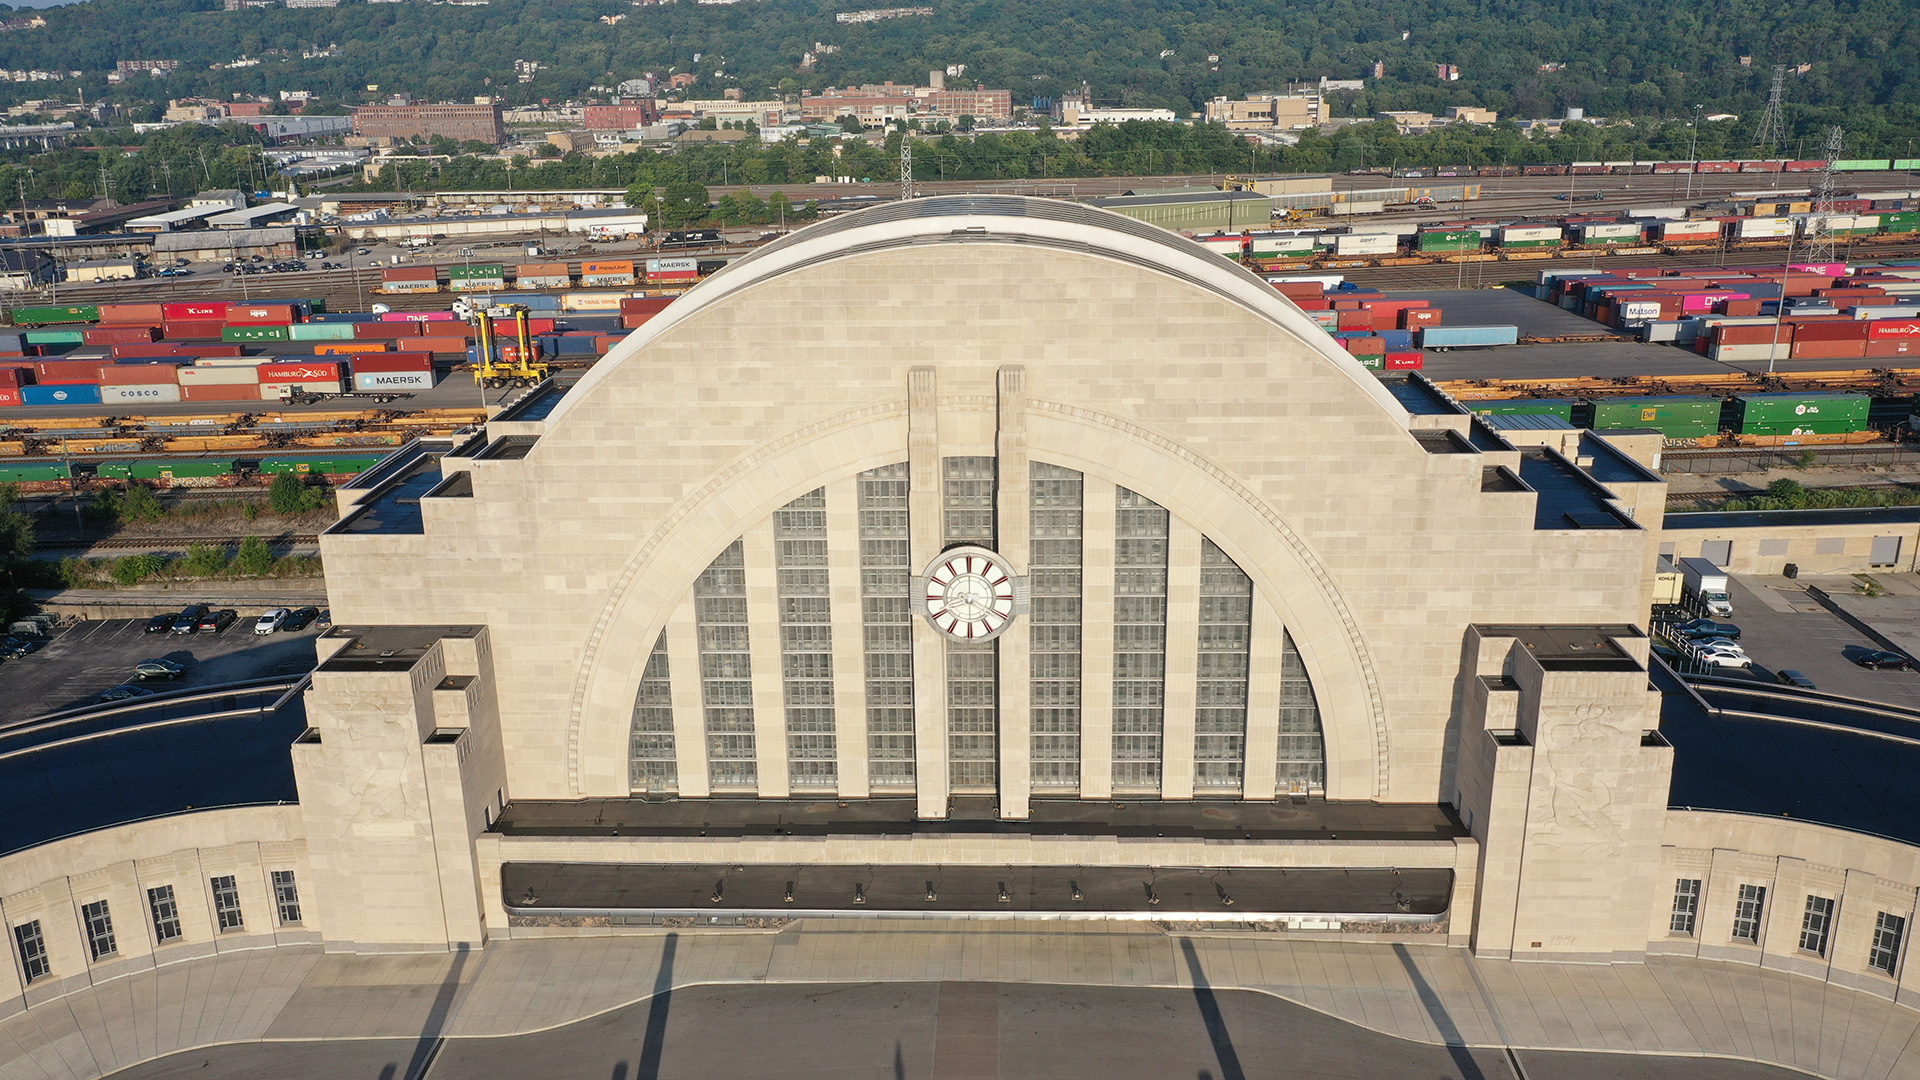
top-left (1679, 556), bottom-right (1732, 616)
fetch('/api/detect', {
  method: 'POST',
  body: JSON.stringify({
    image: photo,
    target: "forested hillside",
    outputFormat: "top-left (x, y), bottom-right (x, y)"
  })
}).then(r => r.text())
top-left (1, 0), bottom-right (1915, 149)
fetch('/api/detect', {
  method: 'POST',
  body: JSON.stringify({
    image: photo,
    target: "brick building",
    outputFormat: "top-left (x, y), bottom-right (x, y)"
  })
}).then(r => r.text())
top-left (352, 102), bottom-right (505, 145)
top-left (583, 101), bottom-right (660, 131)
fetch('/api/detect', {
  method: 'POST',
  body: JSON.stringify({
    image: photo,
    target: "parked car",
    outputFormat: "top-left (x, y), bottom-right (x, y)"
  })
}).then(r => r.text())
top-left (171, 605), bottom-right (209, 634)
top-left (196, 608), bottom-right (237, 634)
top-left (284, 606), bottom-right (320, 631)
top-left (255, 608), bottom-right (290, 635)
top-left (1694, 637), bottom-right (1745, 654)
top-left (0, 635), bottom-right (38, 658)
top-left (133, 658), bottom-right (186, 681)
top-left (1776, 669), bottom-right (1818, 689)
top-left (1673, 619), bottom-right (1740, 641)
top-left (97, 684), bottom-right (158, 703)
top-left (1697, 650), bottom-right (1752, 669)
top-left (1845, 646), bottom-right (1914, 670)
top-left (315, 610), bottom-right (332, 631)
top-left (145, 613), bottom-right (174, 633)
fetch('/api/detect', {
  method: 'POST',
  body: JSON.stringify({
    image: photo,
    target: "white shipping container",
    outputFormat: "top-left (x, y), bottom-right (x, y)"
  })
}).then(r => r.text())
top-left (1577, 223), bottom-right (1642, 241)
top-left (1709, 343), bottom-right (1791, 362)
top-left (1657, 220), bottom-right (1721, 239)
top-left (101, 384), bottom-right (182, 404)
top-left (1629, 207), bottom-right (1686, 219)
top-left (1621, 301), bottom-right (1665, 323)
top-left (1738, 217), bottom-right (1795, 238)
top-left (1334, 233), bottom-right (1398, 256)
top-left (580, 273), bottom-right (637, 287)
top-left (1196, 235), bottom-right (1244, 254)
top-left (193, 356), bottom-right (274, 367)
top-left (354, 370), bottom-right (433, 391)
top-left (177, 365), bottom-right (259, 385)
top-left (561, 292), bottom-right (630, 312)
top-left (1502, 226), bottom-right (1564, 242)
top-left (380, 280), bottom-right (439, 292)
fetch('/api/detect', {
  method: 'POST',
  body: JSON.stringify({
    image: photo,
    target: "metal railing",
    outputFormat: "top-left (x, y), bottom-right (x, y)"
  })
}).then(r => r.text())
top-left (0, 674), bottom-right (310, 762)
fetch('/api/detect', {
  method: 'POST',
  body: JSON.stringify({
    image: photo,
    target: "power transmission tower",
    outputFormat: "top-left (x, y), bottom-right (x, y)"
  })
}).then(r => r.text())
top-left (1802, 126), bottom-right (1846, 265)
top-left (1751, 65), bottom-right (1787, 157)
top-left (899, 131), bottom-right (913, 201)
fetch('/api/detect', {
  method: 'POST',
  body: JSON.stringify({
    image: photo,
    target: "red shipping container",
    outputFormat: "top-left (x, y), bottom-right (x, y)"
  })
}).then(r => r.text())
top-left (1717, 325), bottom-right (1785, 345)
top-left (1792, 339), bottom-right (1868, 359)
top-left (1331, 300), bottom-right (1364, 311)
top-left (1293, 299), bottom-right (1331, 311)
top-left (1385, 352), bottom-right (1424, 370)
top-left (84, 326), bottom-right (161, 346)
top-left (1342, 336), bottom-right (1386, 356)
top-left (1794, 321), bottom-right (1871, 342)
top-left (620, 297), bottom-right (675, 316)
top-left (490, 317), bottom-right (555, 336)
top-left (1722, 299), bottom-right (1763, 317)
top-left (417, 336), bottom-right (469, 354)
top-left (35, 360), bottom-right (103, 383)
top-left (381, 266), bottom-right (437, 283)
top-left (0, 387), bottom-right (17, 407)
top-left (97, 303), bottom-right (167, 324)
top-left (349, 352), bottom-right (433, 374)
top-left (1866, 339), bottom-right (1920, 358)
top-left (181, 383), bottom-right (262, 402)
top-left (593, 335), bottom-right (623, 353)
top-left (355, 321), bottom-right (421, 339)
top-left (226, 304), bottom-right (295, 325)
top-left (164, 320), bottom-right (227, 340)
top-left (0, 367), bottom-right (27, 388)
top-left (259, 361), bottom-right (342, 382)
top-left (1401, 309), bottom-right (1442, 328)
top-left (1867, 320), bottom-right (1920, 340)
top-left (161, 302), bottom-right (229, 321)
top-left (1336, 311), bottom-right (1371, 330)
top-left (105, 365), bottom-right (181, 386)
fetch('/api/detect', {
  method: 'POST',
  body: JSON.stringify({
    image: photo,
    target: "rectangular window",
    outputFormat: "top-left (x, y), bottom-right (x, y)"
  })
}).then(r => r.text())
top-left (858, 464), bottom-right (915, 787)
top-left (271, 870), bottom-right (302, 926)
top-left (944, 457), bottom-right (998, 790)
top-left (81, 900), bottom-right (116, 961)
top-left (695, 539), bottom-right (757, 789)
top-left (1276, 631), bottom-right (1326, 794)
top-left (1030, 463), bottom-right (1083, 790)
top-left (628, 630), bottom-right (678, 793)
top-left (147, 885), bottom-right (182, 944)
top-left (1670, 878), bottom-right (1701, 935)
top-left (1799, 894), bottom-right (1834, 956)
top-left (776, 488), bottom-right (837, 789)
top-left (1674, 876), bottom-right (1704, 933)
top-left (1112, 487), bottom-right (1169, 792)
top-left (1871, 911), bottom-right (1907, 975)
top-left (211, 875), bottom-right (244, 932)
top-left (13, 921), bottom-right (48, 983)
top-left (1732, 883), bottom-right (1766, 943)
top-left (1194, 539), bottom-right (1252, 791)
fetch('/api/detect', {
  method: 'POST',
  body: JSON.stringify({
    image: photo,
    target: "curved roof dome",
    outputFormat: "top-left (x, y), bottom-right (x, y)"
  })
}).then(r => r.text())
top-left (548, 195), bottom-right (1411, 427)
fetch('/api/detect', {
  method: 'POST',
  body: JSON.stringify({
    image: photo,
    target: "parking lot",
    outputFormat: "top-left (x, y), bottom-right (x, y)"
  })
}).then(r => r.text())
top-left (1672, 576), bottom-right (1920, 708)
top-left (0, 613), bottom-right (325, 723)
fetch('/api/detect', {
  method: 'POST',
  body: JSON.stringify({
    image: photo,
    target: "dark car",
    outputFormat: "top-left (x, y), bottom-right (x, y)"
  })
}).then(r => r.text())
top-left (284, 606), bottom-right (321, 631)
top-left (1673, 619), bottom-right (1740, 640)
top-left (134, 658), bottom-right (186, 681)
top-left (145, 613), bottom-right (174, 633)
top-left (171, 605), bottom-right (210, 634)
top-left (0, 635), bottom-right (38, 658)
top-left (196, 608), bottom-right (238, 634)
top-left (97, 684), bottom-right (158, 703)
top-left (1844, 646), bottom-right (1913, 670)
top-left (1776, 669), bottom-right (1818, 689)
top-left (1650, 642), bottom-right (1683, 663)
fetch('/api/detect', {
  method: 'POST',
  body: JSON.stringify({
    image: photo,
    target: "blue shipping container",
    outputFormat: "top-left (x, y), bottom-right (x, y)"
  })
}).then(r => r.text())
top-left (310, 313), bottom-right (380, 324)
top-left (21, 383), bottom-right (102, 406)
top-left (1379, 329), bottom-right (1415, 349)
top-left (0, 332), bottom-right (22, 351)
top-left (1419, 325), bottom-right (1521, 348)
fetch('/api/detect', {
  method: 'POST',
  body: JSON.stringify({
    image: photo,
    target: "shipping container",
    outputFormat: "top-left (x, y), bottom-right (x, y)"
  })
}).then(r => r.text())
top-left (100, 383), bottom-right (183, 405)
top-left (0, 462), bottom-right (69, 482)
top-left (36, 359), bottom-right (103, 382)
top-left (1472, 399), bottom-right (1577, 421)
top-left (1248, 234), bottom-right (1317, 257)
top-left (1589, 396), bottom-right (1721, 438)
top-left (315, 342), bottom-right (391, 356)
top-left (104, 365), bottom-right (181, 386)
top-left (447, 263), bottom-right (505, 281)
top-left (580, 260), bottom-right (638, 287)
top-left (1737, 217), bottom-right (1796, 239)
top-left (349, 353), bottom-right (434, 374)
top-left (258, 454), bottom-right (386, 476)
top-left (1333, 233), bottom-right (1398, 257)
top-left (1655, 220), bottom-right (1723, 241)
top-left (20, 383), bottom-right (101, 406)
top-left (561, 291), bottom-right (631, 312)
top-left (259, 362), bottom-right (342, 382)
top-left (96, 303), bottom-right (166, 324)
top-left (1499, 226), bottom-right (1564, 247)
top-left (180, 383), bottom-right (261, 402)
top-left (177, 365), bottom-right (259, 385)
top-left (1573, 222), bottom-right (1643, 244)
top-left (1732, 393), bottom-right (1871, 435)
top-left (24, 329), bottom-right (85, 346)
top-left (83, 326), bottom-right (161, 346)
top-left (258, 380), bottom-right (343, 399)
top-left (163, 319), bottom-right (227, 340)
top-left (1418, 229), bottom-right (1483, 253)
top-left (221, 325), bottom-right (290, 342)
top-left (290, 323), bottom-right (359, 341)
top-left (226, 304), bottom-right (295, 325)
top-left (515, 263), bottom-right (572, 289)
top-left (1384, 352), bottom-right (1424, 370)
top-left (380, 266), bottom-right (440, 292)
top-left (10, 305), bottom-right (98, 326)
top-left (355, 321), bottom-right (420, 339)
top-left (1419, 325), bottom-right (1520, 348)
top-left (160, 302), bottom-right (228, 321)
top-left (644, 258), bottom-right (699, 282)
top-left (353, 370), bottom-right (433, 392)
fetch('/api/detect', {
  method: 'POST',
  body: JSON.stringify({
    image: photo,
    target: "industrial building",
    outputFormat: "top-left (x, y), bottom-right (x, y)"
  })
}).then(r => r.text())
top-left (351, 101), bottom-right (506, 145)
top-left (1089, 189), bottom-right (1275, 230)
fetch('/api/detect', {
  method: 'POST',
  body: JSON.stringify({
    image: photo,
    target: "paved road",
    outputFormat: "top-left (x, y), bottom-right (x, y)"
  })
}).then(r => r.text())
top-left (0, 616), bottom-right (321, 721)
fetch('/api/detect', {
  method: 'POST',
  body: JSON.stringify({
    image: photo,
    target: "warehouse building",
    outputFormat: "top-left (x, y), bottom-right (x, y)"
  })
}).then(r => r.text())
top-left (351, 101), bottom-right (506, 145)
top-left (9, 199), bottom-right (1920, 1058)
top-left (1089, 189), bottom-right (1273, 231)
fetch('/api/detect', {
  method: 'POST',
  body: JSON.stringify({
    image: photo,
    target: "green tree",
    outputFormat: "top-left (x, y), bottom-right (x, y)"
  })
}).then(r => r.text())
top-left (235, 536), bottom-right (274, 577)
top-left (268, 471), bottom-right (326, 515)
top-left (0, 483), bottom-right (37, 624)
top-left (655, 182), bottom-right (711, 228)
top-left (109, 554), bottom-right (167, 586)
top-left (181, 543), bottom-right (231, 577)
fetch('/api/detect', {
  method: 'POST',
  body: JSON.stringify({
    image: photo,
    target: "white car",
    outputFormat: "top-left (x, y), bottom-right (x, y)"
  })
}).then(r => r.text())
top-left (1697, 651), bottom-right (1752, 669)
top-left (254, 609), bottom-right (290, 635)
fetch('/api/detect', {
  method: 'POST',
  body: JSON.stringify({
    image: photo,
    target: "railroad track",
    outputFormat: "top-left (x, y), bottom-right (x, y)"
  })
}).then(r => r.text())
top-left (36, 533), bottom-right (321, 552)
top-left (1666, 481), bottom-right (1920, 508)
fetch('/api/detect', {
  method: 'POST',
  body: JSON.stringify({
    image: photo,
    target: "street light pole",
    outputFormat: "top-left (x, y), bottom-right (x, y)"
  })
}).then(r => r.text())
top-left (1685, 105), bottom-right (1703, 202)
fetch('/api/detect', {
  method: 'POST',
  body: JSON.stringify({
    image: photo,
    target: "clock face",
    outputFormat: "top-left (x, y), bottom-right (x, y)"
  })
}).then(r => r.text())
top-left (923, 546), bottom-right (1018, 641)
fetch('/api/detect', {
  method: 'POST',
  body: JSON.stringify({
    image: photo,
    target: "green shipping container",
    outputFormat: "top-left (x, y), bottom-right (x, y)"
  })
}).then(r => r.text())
top-left (448, 264), bottom-right (505, 280)
top-left (290, 323), bottom-right (359, 341)
top-left (1589, 396), bottom-right (1721, 438)
top-left (222, 325), bottom-right (290, 342)
top-left (10, 305), bottom-right (98, 326)
top-left (1835, 160), bottom-right (1892, 171)
top-left (94, 462), bottom-right (132, 479)
top-left (0, 462), bottom-right (71, 483)
top-left (1471, 399), bottom-right (1577, 421)
top-left (1882, 212), bottom-right (1920, 231)
top-left (258, 455), bottom-right (382, 475)
top-left (1355, 354), bottom-right (1385, 371)
top-left (128, 459), bottom-right (236, 480)
top-left (1734, 393), bottom-right (1870, 435)
top-left (23, 329), bottom-right (85, 345)
top-left (1419, 230), bottom-right (1483, 252)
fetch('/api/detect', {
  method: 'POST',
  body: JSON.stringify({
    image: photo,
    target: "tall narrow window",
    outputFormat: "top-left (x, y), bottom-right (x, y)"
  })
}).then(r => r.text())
top-left (1871, 911), bottom-right (1907, 975)
top-left (271, 870), bottom-right (302, 926)
top-left (1732, 883), bottom-right (1766, 943)
top-left (628, 630), bottom-right (677, 793)
top-left (1800, 895), bottom-right (1834, 956)
top-left (1029, 463), bottom-right (1083, 790)
top-left (1112, 487), bottom-right (1169, 792)
top-left (1194, 539), bottom-right (1251, 791)
top-left (945, 456), bottom-right (998, 790)
top-left (81, 901), bottom-right (115, 961)
top-left (695, 539), bottom-right (756, 789)
top-left (858, 464), bottom-right (915, 787)
top-left (148, 885), bottom-right (182, 944)
top-left (1277, 631), bottom-right (1327, 794)
top-left (776, 488), bottom-right (837, 789)
top-left (211, 875), bottom-right (244, 932)
top-left (13, 921), bottom-right (48, 982)
top-left (1670, 878), bottom-right (1701, 935)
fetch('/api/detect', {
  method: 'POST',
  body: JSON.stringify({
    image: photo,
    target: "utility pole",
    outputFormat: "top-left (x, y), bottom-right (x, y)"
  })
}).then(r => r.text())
top-left (1802, 126), bottom-right (1846, 266)
top-left (1751, 65), bottom-right (1786, 158)
top-left (1684, 105), bottom-right (1703, 201)
top-left (899, 131), bottom-right (913, 201)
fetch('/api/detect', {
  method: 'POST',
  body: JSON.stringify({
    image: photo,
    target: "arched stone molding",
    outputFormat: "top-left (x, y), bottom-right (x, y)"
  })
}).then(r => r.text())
top-left (564, 400), bottom-right (1387, 801)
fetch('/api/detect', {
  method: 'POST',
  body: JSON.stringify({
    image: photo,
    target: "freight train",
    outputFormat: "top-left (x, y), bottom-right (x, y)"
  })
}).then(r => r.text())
top-left (0, 451), bottom-right (391, 491)
top-left (1356, 159), bottom-right (1920, 178)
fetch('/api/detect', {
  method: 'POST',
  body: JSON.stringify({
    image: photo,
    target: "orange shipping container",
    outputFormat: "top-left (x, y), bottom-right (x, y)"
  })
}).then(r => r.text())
top-left (315, 342), bottom-right (391, 356)
top-left (96, 303), bottom-right (166, 324)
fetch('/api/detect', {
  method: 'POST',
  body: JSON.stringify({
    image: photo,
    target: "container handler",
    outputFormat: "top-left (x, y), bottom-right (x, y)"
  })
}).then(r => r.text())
top-left (471, 304), bottom-right (551, 389)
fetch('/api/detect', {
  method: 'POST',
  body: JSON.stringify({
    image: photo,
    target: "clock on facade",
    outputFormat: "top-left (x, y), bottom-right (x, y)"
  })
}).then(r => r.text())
top-left (914, 545), bottom-right (1026, 642)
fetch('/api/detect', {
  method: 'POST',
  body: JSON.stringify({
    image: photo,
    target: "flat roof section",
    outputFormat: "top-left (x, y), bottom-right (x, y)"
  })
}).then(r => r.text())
top-left (494, 795), bottom-right (1467, 841)
top-left (1665, 505), bottom-right (1920, 530)
top-left (331, 455), bottom-right (443, 535)
top-left (1379, 374), bottom-right (1464, 416)
top-left (1517, 449), bottom-right (1636, 530)
top-left (319, 624), bottom-right (481, 673)
top-left (501, 863), bottom-right (1453, 919)
top-left (1477, 624), bottom-right (1644, 671)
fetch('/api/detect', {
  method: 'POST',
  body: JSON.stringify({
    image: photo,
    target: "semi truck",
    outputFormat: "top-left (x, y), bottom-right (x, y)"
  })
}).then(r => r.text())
top-left (1679, 556), bottom-right (1733, 617)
